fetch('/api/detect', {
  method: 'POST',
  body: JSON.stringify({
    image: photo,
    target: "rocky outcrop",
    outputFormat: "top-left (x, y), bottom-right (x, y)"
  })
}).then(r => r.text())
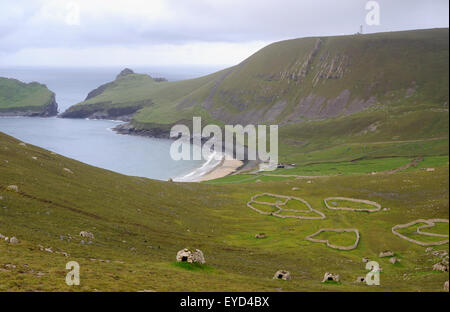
top-left (113, 123), bottom-right (171, 139)
top-left (61, 103), bottom-right (146, 121)
top-left (0, 94), bottom-right (58, 117)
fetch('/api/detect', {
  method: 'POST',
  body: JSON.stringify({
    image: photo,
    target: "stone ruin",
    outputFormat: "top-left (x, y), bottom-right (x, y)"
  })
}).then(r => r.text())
top-left (322, 272), bottom-right (340, 283)
top-left (273, 270), bottom-right (291, 281)
top-left (255, 233), bottom-right (267, 239)
top-left (379, 250), bottom-right (394, 258)
top-left (433, 262), bottom-right (449, 272)
top-left (176, 248), bottom-right (206, 264)
top-left (79, 231), bottom-right (94, 239)
top-left (0, 234), bottom-right (19, 245)
top-left (356, 276), bottom-right (366, 283)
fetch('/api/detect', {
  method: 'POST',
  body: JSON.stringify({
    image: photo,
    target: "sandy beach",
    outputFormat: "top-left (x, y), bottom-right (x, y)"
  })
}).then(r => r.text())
top-left (194, 157), bottom-right (244, 182)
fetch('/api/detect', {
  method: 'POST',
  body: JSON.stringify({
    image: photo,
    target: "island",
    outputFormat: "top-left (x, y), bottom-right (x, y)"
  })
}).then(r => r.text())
top-left (0, 77), bottom-right (58, 117)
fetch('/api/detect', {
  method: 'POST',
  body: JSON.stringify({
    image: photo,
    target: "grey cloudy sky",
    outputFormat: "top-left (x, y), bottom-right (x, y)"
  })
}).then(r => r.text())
top-left (0, 0), bottom-right (448, 67)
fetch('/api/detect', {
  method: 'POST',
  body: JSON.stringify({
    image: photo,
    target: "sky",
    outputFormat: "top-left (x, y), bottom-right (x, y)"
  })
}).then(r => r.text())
top-left (0, 0), bottom-right (448, 67)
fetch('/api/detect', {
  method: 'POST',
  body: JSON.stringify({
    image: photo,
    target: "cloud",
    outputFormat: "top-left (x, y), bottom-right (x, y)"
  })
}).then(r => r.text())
top-left (0, 0), bottom-right (448, 66)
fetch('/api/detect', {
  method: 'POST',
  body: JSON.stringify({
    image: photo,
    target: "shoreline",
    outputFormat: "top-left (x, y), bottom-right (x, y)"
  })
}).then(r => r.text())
top-left (191, 155), bottom-right (244, 182)
top-left (112, 122), bottom-right (257, 182)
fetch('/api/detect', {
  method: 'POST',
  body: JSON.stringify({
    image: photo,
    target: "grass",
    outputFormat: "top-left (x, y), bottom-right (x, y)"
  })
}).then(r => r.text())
top-left (172, 262), bottom-right (215, 273)
top-left (273, 157), bottom-right (414, 176)
top-left (0, 131), bottom-right (448, 292)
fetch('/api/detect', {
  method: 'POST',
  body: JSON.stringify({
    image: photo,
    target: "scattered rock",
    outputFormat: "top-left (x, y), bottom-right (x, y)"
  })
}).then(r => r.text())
top-left (292, 187), bottom-right (300, 191)
top-left (32, 156), bottom-right (38, 160)
top-left (322, 272), bottom-right (340, 283)
top-left (176, 248), bottom-right (206, 264)
top-left (356, 276), bottom-right (366, 283)
top-left (79, 231), bottom-right (94, 239)
top-left (379, 250), bottom-right (394, 258)
top-left (362, 257), bottom-right (370, 263)
top-left (389, 257), bottom-right (400, 264)
top-left (6, 185), bottom-right (19, 192)
top-left (5, 264), bottom-right (16, 269)
top-left (426, 168), bottom-right (435, 172)
top-left (444, 281), bottom-right (449, 292)
top-left (255, 233), bottom-right (268, 239)
top-left (273, 270), bottom-right (291, 281)
top-left (383, 208), bottom-right (390, 211)
top-left (18, 143), bottom-right (26, 147)
top-left (63, 168), bottom-right (73, 174)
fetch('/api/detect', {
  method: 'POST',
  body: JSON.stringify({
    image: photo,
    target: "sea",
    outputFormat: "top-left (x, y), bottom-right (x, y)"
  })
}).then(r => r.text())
top-left (0, 66), bottom-right (225, 181)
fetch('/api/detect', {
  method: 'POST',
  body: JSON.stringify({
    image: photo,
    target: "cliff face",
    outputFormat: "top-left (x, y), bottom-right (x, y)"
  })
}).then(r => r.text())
top-left (0, 78), bottom-right (58, 117)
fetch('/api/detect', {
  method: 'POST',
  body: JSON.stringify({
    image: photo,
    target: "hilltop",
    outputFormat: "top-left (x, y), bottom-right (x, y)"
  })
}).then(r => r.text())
top-left (61, 28), bottom-right (449, 164)
top-left (60, 68), bottom-right (168, 121)
top-left (0, 77), bottom-right (58, 117)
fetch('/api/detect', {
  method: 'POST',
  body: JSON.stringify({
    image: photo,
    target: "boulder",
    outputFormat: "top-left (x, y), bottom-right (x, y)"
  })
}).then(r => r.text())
top-left (6, 185), bottom-right (19, 192)
top-left (273, 270), bottom-right (291, 281)
top-left (322, 272), bottom-right (340, 283)
top-left (63, 168), bottom-right (73, 174)
top-left (444, 281), bottom-right (449, 292)
top-left (379, 250), bottom-right (394, 258)
top-left (362, 257), bottom-right (370, 263)
top-left (176, 248), bottom-right (206, 264)
top-left (356, 276), bottom-right (366, 283)
top-left (9, 237), bottom-right (19, 244)
top-left (79, 231), bottom-right (95, 239)
top-left (292, 187), bottom-right (300, 191)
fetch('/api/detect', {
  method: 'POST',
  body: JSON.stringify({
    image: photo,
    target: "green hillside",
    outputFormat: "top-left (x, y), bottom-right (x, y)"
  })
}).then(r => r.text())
top-left (62, 28), bottom-right (449, 163)
top-left (0, 132), bottom-right (448, 291)
top-left (0, 77), bottom-right (58, 116)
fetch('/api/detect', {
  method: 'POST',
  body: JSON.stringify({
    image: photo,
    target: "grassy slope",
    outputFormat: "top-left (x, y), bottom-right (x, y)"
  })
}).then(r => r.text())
top-left (64, 29), bottom-right (449, 163)
top-left (0, 78), bottom-right (55, 113)
top-left (0, 132), bottom-right (448, 292)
